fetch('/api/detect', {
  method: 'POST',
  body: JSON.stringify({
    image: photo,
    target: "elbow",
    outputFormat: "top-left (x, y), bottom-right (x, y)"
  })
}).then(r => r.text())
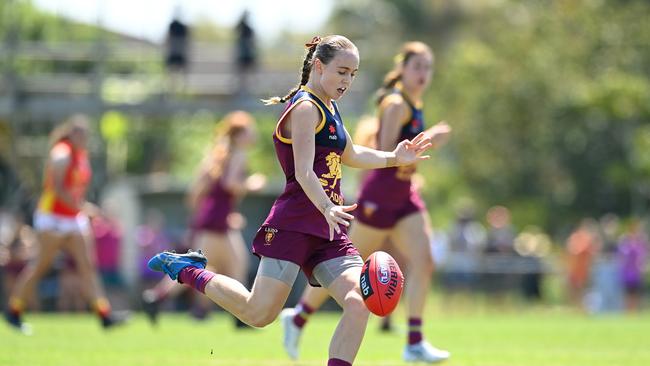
top-left (294, 169), bottom-right (312, 186)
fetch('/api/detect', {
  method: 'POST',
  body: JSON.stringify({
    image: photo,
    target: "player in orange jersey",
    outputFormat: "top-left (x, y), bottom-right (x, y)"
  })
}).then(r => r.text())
top-left (4, 115), bottom-right (127, 333)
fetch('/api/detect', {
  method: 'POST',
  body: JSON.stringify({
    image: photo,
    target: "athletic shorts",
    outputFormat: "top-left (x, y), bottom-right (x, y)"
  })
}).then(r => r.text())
top-left (355, 190), bottom-right (425, 229)
top-left (252, 226), bottom-right (360, 286)
top-left (33, 211), bottom-right (90, 234)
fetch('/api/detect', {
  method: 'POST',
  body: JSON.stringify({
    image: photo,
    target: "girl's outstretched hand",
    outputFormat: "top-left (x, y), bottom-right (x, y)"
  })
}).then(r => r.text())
top-left (393, 132), bottom-right (433, 166)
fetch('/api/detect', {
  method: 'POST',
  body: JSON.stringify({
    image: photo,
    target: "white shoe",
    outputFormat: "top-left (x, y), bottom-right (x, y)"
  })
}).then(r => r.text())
top-left (280, 308), bottom-right (302, 360)
top-left (403, 341), bottom-right (450, 363)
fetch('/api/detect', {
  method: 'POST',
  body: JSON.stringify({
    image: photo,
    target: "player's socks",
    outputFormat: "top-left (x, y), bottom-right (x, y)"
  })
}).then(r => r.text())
top-left (292, 301), bottom-right (314, 328)
top-left (178, 266), bottom-right (216, 294)
top-left (142, 289), bottom-right (162, 325)
top-left (5, 297), bottom-right (32, 334)
top-left (408, 317), bottom-right (423, 345)
top-left (8, 297), bottom-right (24, 316)
top-left (94, 298), bottom-right (112, 318)
top-left (6, 297), bottom-right (24, 325)
top-left (327, 358), bottom-right (352, 366)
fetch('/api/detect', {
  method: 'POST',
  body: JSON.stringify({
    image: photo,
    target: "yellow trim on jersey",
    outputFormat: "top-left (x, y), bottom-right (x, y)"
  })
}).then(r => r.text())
top-left (38, 189), bottom-right (56, 213)
top-left (300, 85), bottom-right (335, 115)
top-left (379, 93), bottom-right (413, 126)
top-left (275, 97), bottom-right (327, 144)
top-left (394, 82), bottom-right (424, 109)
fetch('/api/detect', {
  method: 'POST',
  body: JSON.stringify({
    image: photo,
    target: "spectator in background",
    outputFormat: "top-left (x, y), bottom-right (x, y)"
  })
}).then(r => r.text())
top-left (137, 209), bottom-right (174, 287)
top-left (586, 214), bottom-right (623, 313)
top-left (165, 8), bottom-right (190, 92)
top-left (90, 199), bottom-right (125, 308)
top-left (234, 10), bottom-right (257, 95)
top-left (618, 219), bottom-right (647, 312)
top-left (443, 202), bottom-right (485, 296)
top-left (513, 226), bottom-right (551, 302)
top-left (566, 218), bottom-right (600, 310)
top-left (484, 206), bottom-right (515, 254)
top-left (599, 213), bottom-right (621, 253)
top-left (91, 200), bottom-right (122, 288)
top-left (482, 205), bottom-right (517, 300)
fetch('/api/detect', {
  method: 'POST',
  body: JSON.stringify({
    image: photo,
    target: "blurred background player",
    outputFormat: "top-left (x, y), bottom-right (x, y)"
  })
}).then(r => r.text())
top-left (280, 41), bottom-right (452, 363)
top-left (147, 35), bottom-right (435, 366)
top-left (617, 219), bottom-right (647, 312)
top-left (4, 115), bottom-right (127, 333)
top-left (142, 111), bottom-right (265, 326)
top-left (565, 218), bottom-right (599, 310)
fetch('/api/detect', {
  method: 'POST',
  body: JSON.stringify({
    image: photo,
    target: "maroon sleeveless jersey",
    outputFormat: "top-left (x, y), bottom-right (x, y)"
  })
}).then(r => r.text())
top-left (357, 90), bottom-right (425, 216)
top-left (261, 86), bottom-right (348, 240)
top-left (190, 177), bottom-right (234, 233)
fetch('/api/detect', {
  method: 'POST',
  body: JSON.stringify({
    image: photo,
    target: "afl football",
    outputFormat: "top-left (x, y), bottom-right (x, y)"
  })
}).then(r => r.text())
top-left (359, 251), bottom-right (404, 316)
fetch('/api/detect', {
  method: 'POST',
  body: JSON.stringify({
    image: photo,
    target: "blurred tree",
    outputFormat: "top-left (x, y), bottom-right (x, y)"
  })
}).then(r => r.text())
top-left (327, 0), bottom-right (650, 233)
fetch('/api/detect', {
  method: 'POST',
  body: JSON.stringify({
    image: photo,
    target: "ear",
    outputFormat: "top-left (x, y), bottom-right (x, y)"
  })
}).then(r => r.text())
top-left (313, 58), bottom-right (323, 75)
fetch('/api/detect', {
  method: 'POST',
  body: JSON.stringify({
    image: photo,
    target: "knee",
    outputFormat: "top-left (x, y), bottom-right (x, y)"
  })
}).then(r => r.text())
top-left (244, 309), bottom-right (277, 328)
top-left (241, 303), bottom-right (280, 328)
top-left (342, 294), bottom-right (369, 320)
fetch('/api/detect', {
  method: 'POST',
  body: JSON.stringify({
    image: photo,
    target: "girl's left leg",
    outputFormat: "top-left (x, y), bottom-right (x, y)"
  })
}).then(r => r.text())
top-left (150, 251), bottom-right (297, 328)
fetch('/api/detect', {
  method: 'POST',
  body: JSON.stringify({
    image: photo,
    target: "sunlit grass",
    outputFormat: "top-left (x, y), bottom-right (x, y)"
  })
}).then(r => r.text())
top-left (2, 303), bottom-right (649, 366)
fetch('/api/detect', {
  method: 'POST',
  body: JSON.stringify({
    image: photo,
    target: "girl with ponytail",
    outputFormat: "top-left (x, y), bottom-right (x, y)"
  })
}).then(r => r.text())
top-left (148, 35), bottom-right (435, 366)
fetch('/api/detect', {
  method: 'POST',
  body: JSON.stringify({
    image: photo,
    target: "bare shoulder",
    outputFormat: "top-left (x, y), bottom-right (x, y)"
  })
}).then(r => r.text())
top-left (288, 99), bottom-right (322, 129)
top-left (380, 94), bottom-right (410, 123)
top-left (381, 93), bottom-right (406, 108)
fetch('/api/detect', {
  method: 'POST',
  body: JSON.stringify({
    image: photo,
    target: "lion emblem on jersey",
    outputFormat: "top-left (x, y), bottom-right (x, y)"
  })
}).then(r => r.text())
top-left (320, 152), bottom-right (342, 189)
top-left (363, 201), bottom-right (378, 218)
top-left (264, 227), bottom-right (278, 245)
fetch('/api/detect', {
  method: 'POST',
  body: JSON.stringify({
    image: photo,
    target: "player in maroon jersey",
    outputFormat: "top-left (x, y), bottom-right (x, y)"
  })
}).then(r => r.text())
top-left (142, 111), bottom-right (264, 326)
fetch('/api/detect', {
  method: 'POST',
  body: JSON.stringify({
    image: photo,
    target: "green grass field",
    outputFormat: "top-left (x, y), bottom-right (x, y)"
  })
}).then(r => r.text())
top-left (2, 307), bottom-right (649, 366)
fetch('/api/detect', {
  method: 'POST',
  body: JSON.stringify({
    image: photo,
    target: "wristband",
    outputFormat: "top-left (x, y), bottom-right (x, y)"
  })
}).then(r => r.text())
top-left (386, 155), bottom-right (397, 167)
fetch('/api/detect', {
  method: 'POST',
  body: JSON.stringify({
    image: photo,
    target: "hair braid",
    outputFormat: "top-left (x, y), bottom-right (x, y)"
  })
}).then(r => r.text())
top-left (262, 44), bottom-right (317, 105)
